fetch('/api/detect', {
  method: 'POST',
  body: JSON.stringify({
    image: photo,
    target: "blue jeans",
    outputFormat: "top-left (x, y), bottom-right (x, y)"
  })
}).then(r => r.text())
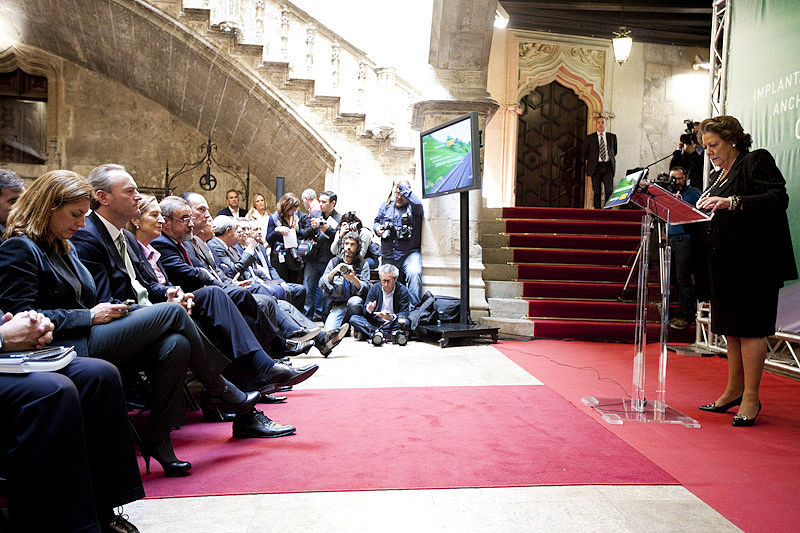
top-left (385, 251), bottom-right (422, 308)
top-left (303, 260), bottom-right (327, 318)
top-left (324, 295), bottom-right (364, 332)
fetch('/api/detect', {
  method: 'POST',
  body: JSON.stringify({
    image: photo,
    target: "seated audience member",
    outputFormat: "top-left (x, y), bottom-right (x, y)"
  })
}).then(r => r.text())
top-left (303, 190), bottom-right (342, 319)
top-left (70, 166), bottom-right (297, 434)
top-left (320, 231), bottom-right (370, 335)
top-left (154, 194), bottom-right (314, 359)
top-left (331, 211), bottom-right (379, 269)
top-left (246, 191), bottom-right (270, 238)
top-left (125, 196), bottom-right (307, 411)
top-left (0, 309), bottom-right (144, 532)
top-left (210, 217), bottom-right (345, 357)
top-left (0, 168), bottom-right (24, 237)
top-left (350, 264), bottom-right (411, 342)
top-left (237, 220), bottom-right (306, 311)
top-left (216, 188), bottom-right (247, 218)
top-left (0, 170), bottom-right (260, 477)
top-left (265, 192), bottom-right (309, 284)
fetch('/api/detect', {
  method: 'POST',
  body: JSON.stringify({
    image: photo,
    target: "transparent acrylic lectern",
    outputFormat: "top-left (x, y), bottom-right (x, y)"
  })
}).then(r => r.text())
top-left (581, 173), bottom-right (711, 427)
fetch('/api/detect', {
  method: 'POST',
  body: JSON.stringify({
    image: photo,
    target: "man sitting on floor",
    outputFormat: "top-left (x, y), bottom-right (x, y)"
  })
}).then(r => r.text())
top-left (320, 231), bottom-right (369, 337)
top-left (350, 264), bottom-right (411, 343)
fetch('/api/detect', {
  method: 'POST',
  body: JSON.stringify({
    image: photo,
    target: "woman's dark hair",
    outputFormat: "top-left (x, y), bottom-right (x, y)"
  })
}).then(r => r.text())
top-left (342, 211), bottom-right (363, 231)
top-left (700, 115), bottom-right (752, 151)
top-left (276, 192), bottom-right (300, 219)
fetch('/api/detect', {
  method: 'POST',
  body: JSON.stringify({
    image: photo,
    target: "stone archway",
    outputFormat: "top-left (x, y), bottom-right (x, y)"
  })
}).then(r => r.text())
top-left (1, 0), bottom-right (337, 192)
top-left (516, 39), bottom-right (610, 207)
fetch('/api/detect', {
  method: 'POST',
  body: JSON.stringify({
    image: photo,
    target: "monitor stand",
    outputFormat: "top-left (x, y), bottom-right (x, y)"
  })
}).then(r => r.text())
top-left (418, 191), bottom-right (499, 348)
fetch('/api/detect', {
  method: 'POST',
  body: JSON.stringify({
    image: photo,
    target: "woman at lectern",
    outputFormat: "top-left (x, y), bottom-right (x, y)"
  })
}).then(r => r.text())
top-left (696, 115), bottom-right (797, 427)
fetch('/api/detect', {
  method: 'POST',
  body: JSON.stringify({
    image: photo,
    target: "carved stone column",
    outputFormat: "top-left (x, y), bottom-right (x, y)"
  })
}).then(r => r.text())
top-left (412, 0), bottom-right (500, 316)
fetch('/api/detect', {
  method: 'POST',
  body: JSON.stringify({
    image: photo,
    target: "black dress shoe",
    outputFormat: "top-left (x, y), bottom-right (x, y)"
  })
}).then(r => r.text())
top-left (199, 394), bottom-right (237, 422)
top-left (732, 402), bottom-right (762, 427)
top-left (699, 396), bottom-right (743, 413)
top-left (102, 512), bottom-right (139, 533)
top-left (232, 409), bottom-right (296, 438)
top-left (260, 394), bottom-right (288, 404)
top-left (257, 362), bottom-right (319, 390)
top-left (203, 385), bottom-right (261, 414)
top-left (139, 439), bottom-right (191, 477)
top-left (283, 339), bottom-right (314, 357)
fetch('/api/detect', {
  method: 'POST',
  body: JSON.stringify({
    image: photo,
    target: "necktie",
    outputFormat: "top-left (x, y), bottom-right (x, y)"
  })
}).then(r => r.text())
top-left (115, 233), bottom-right (149, 305)
top-left (599, 134), bottom-right (608, 162)
top-left (177, 241), bottom-right (193, 266)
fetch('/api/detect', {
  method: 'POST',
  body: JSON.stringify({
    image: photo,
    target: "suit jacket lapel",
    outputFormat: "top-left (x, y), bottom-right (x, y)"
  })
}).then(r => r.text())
top-left (88, 212), bottom-right (128, 274)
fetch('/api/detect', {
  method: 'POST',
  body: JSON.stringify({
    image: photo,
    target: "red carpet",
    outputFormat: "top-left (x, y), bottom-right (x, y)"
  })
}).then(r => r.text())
top-left (141, 385), bottom-right (675, 499)
top-left (495, 340), bottom-right (800, 533)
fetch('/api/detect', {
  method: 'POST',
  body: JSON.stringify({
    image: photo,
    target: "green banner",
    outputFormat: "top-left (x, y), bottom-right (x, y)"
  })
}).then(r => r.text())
top-left (727, 0), bottom-right (800, 274)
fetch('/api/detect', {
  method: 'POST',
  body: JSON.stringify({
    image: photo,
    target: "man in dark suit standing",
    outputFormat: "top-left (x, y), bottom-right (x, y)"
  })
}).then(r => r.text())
top-left (582, 116), bottom-right (618, 209)
top-left (216, 189), bottom-right (247, 218)
top-left (350, 263), bottom-right (410, 342)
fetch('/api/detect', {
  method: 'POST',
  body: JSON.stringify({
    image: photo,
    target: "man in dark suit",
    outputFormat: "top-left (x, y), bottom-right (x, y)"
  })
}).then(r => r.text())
top-left (216, 189), bottom-right (248, 218)
top-left (0, 309), bottom-right (144, 532)
top-left (350, 263), bottom-right (411, 341)
top-left (72, 165), bottom-right (312, 436)
top-left (209, 216), bottom-right (347, 357)
top-left (302, 190), bottom-right (342, 318)
top-left (582, 116), bottom-right (618, 209)
top-left (0, 168), bottom-right (24, 237)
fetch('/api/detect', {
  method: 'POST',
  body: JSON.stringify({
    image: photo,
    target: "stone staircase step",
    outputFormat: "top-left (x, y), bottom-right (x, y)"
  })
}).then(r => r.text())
top-left (478, 316), bottom-right (536, 338)
top-left (485, 280), bottom-right (523, 299)
top-left (487, 297), bottom-right (528, 318)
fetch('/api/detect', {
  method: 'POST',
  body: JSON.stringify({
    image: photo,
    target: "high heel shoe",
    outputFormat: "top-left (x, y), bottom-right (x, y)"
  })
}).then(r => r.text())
top-left (204, 379), bottom-right (261, 414)
top-left (732, 401), bottom-right (762, 427)
top-left (698, 396), bottom-right (742, 413)
top-left (139, 439), bottom-right (191, 477)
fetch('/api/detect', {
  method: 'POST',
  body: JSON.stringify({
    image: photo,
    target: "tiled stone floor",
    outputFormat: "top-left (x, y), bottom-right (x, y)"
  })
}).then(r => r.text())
top-left (126, 338), bottom-right (740, 532)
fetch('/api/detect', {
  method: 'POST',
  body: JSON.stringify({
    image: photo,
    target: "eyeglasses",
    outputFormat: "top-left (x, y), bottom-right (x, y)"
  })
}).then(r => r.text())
top-left (167, 215), bottom-right (195, 224)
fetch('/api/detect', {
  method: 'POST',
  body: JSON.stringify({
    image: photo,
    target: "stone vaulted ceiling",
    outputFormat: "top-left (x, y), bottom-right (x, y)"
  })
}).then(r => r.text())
top-left (1, 0), bottom-right (337, 184)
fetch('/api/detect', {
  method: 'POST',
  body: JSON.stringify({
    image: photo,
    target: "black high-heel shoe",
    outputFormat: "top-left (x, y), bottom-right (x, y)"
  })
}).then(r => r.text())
top-left (698, 396), bottom-right (742, 413)
top-left (732, 401), bottom-right (762, 427)
top-left (139, 439), bottom-right (192, 477)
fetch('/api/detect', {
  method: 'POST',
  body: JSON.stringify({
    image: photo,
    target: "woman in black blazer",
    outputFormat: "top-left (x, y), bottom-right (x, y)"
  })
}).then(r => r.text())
top-left (0, 170), bottom-right (258, 475)
top-left (696, 116), bottom-right (797, 426)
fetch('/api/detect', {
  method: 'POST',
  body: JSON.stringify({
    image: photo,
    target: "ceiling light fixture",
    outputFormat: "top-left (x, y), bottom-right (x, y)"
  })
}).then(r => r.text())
top-left (612, 27), bottom-right (633, 65)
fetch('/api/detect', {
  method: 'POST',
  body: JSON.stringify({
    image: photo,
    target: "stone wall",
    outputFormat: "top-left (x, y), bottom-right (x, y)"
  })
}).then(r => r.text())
top-left (1, 52), bottom-right (282, 213)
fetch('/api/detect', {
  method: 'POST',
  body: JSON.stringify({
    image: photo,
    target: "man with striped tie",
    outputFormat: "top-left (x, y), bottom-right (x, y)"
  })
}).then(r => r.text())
top-left (583, 116), bottom-right (618, 209)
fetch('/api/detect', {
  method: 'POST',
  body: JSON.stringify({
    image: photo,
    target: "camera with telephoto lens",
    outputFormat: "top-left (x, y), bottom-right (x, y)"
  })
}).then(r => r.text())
top-left (378, 214), bottom-right (412, 241)
top-left (370, 318), bottom-right (409, 346)
top-left (336, 262), bottom-right (353, 275)
top-left (653, 171), bottom-right (678, 192)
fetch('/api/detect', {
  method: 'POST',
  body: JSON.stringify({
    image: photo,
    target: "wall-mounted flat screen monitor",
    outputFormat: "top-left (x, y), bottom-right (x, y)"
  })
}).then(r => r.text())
top-left (420, 111), bottom-right (482, 199)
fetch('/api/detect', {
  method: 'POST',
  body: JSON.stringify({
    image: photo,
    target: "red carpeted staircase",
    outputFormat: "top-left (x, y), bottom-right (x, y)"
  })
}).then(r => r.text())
top-left (483, 206), bottom-right (693, 342)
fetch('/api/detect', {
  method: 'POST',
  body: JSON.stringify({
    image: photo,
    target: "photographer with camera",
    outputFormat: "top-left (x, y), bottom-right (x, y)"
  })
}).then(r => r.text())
top-left (350, 264), bottom-right (411, 346)
top-left (665, 166), bottom-right (702, 330)
top-left (302, 190), bottom-right (342, 319)
top-left (331, 211), bottom-right (379, 269)
top-left (320, 231), bottom-right (371, 336)
top-left (669, 121), bottom-right (704, 190)
top-left (373, 179), bottom-right (424, 307)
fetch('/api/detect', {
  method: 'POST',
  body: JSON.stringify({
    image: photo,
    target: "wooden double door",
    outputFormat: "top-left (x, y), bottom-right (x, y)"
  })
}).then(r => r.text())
top-left (516, 81), bottom-right (588, 208)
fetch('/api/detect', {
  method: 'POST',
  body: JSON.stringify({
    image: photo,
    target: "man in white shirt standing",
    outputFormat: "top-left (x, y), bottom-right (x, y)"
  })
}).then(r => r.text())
top-left (582, 116), bottom-right (618, 209)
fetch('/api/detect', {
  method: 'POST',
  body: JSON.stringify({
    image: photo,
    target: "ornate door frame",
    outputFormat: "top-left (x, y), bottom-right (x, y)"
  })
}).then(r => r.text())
top-left (515, 32), bottom-right (612, 208)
